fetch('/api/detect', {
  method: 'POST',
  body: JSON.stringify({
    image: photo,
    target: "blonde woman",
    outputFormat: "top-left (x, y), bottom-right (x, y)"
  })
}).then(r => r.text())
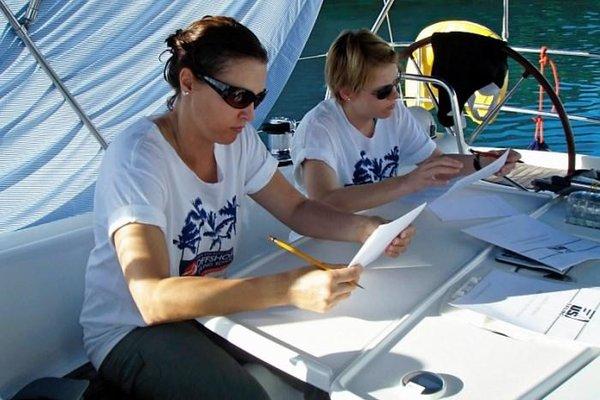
top-left (291, 29), bottom-right (520, 212)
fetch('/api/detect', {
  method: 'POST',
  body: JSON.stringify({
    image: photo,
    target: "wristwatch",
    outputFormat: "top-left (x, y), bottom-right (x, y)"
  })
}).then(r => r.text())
top-left (473, 153), bottom-right (482, 171)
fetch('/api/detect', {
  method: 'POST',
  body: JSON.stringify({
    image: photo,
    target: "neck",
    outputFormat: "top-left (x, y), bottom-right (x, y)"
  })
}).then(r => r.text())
top-left (340, 101), bottom-right (376, 138)
top-left (156, 110), bottom-right (218, 183)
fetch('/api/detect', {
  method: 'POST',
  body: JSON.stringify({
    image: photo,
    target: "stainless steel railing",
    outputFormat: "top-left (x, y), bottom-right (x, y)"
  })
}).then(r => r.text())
top-left (0, 0), bottom-right (108, 149)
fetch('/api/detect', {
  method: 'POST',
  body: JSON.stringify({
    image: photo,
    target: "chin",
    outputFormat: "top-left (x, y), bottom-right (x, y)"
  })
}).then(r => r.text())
top-left (378, 108), bottom-right (394, 119)
top-left (218, 131), bottom-right (241, 145)
top-left (218, 137), bottom-right (238, 145)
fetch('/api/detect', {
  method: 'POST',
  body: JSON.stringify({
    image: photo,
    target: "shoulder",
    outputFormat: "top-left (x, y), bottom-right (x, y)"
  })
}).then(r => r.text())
top-left (390, 101), bottom-right (429, 134)
top-left (295, 99), bottom-right (343, 139)
top-left (303, 98), bottom-right (342, 125)
top-left (102, 118), bottom-right (167, 172)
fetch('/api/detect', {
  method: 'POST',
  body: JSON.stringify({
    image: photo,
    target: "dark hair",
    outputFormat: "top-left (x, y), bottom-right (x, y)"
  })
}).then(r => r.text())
top-left (163, 16), bottom-right (268, 110)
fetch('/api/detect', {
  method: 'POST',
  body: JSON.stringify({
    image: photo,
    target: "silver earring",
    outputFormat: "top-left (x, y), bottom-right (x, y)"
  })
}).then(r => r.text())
top-left (182, 90), bottom-right (189, 96)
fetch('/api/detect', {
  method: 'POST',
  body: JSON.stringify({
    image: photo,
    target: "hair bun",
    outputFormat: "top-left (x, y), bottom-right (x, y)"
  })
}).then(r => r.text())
top-left (166, 29), bottom-right (183, 49)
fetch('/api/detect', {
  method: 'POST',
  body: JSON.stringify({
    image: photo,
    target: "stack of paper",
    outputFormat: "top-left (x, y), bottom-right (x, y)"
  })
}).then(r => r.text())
top-left (463, 214), bottom-right (600, 272)
top-left (450, 269), bottom-right (600, 347)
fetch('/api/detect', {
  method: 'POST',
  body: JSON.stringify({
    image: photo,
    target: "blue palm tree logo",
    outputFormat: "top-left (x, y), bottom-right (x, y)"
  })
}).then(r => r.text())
top-left (382, 146), bottom-right (400, 176)
top-left (202, 196), bottom-right (238, 251)
top-left (174, 196), bottom-right (238, 275)
top-left (173, 198), bottom-right (206, 265)
top-left (352, 151), bottom-right (374, 184)
top-left (351, 146), bottom-right (400, 185)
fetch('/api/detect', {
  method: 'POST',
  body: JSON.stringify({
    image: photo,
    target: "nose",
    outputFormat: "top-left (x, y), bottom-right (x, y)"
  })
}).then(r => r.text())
top-left (391, 84), bottom-right (401, 100)
top-left (240, 103), bottom-right (255, 122)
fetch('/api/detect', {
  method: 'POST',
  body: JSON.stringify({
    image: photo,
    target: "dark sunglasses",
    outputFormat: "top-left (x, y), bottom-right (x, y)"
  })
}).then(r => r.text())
top-left (371, 76), bottom-right (401, 100)
top-left (197, 73), bottom-right (267, 109)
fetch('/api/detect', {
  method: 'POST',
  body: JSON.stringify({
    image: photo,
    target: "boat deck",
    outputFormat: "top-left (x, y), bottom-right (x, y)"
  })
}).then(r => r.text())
top-left (200, 179), bottom-right (600, 399)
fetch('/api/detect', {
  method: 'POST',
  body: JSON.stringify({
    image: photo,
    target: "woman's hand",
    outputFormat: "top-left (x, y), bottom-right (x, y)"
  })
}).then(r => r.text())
top-left (362, 216), bottom-right (416, 258)
top-left (286, 265), bottom-right (363, 313)
top-left (383, 224), bottom-right (416, 257)
top-left (404, 156), bottom-right (463, 191)
top-left (484, 149), bottom-right (522, 176)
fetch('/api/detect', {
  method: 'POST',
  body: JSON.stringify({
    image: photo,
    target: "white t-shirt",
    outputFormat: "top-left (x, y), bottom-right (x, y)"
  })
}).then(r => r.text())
top-left (291, 98), bottom-right (436, 192)
top-left (80, 117), bottom-right (278, 369)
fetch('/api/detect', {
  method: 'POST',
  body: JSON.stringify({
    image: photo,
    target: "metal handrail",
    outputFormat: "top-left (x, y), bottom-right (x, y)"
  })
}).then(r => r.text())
top-left (402, 73), bottom-right (467, 154)
top-left (468, 75), bottom-right (527, 144)
top-left (502, 0), bottom-right (509, 41)
top-left (510, 46), bottom-right (600, 60)
top-left (392, 41), bottom-right (600, 60)
top-left (20, 0), bottom-right (41, 30)
top-left (500, 106), bottom-right (600, 125)
top-left (370, 0), bottom-right (396, 34)
top-left (300, 44), bottom-right (600, 62)
top-left (0, 0), bottom-right (108, 150)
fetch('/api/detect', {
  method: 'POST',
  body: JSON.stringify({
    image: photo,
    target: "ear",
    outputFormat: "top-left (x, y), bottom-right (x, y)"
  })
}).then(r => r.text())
top-left (338, 87), bottom-right (353, 101)
top-left (179, 68), bottom-right (194, 94)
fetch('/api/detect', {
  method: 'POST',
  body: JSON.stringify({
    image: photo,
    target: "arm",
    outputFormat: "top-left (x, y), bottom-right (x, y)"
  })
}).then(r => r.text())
top-left (426, 147), bottom-right (522, 177)
top-left (302, 157), bottom-right (463, 213)
top-left (114, 222), bottom-right (363, 324)
top-left (250, 170), bottom-right (414, 257)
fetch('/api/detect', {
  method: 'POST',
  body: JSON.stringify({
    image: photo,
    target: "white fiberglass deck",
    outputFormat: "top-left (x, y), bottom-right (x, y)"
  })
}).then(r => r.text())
top-left (200, 182), bottom-right (600, 399)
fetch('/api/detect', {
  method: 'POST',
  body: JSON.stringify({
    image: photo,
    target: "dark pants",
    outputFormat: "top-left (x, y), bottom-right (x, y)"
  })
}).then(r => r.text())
top-left (99, 320), bottom-right (328, 399)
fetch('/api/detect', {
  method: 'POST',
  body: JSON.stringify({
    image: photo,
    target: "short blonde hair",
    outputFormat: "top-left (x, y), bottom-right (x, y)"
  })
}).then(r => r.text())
top-left (325, 29), bottom-right (398, 102)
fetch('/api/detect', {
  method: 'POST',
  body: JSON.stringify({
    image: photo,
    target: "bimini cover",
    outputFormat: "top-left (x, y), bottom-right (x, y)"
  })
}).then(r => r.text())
top-left (0, 0), bottom-right (322, 233)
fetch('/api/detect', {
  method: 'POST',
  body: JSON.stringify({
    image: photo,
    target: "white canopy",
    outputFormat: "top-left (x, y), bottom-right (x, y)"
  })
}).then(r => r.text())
top-left (0, 0), bottom-right (322, 233)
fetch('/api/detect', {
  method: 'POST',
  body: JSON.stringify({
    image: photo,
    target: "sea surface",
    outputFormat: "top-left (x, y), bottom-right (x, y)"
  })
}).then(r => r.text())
top-left (267, 0), bottom-right (600, 156)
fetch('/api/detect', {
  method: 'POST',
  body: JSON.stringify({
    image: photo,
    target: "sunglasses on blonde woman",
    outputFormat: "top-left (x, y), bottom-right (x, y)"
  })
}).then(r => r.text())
top-left (371, 75), bottom-right (401, 100)
top-left (196, 73), bottom-right (267, 109)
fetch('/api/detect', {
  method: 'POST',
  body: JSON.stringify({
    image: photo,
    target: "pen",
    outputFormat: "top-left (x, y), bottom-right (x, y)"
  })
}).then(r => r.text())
top-left (268, 236), bottom-right (365, 289)
top-left (469, 149), bottom-right (529, 191)
top-left (502, 175), bottom-right (530, 191)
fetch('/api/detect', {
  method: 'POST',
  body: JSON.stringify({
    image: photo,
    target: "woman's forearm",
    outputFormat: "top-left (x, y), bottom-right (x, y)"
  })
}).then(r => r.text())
top-left (313, 175), bottom-right (417, 213)
top-left (133, 272), bottom-right (292, 325)
top-left (284, 197), bottom-right (377, 243)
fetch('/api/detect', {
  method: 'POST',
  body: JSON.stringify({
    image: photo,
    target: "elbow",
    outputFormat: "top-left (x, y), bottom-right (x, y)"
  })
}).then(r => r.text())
top-left (137, 302), bottom-right (164, 326)
top-left (130, 284), bottom-right (167, 326)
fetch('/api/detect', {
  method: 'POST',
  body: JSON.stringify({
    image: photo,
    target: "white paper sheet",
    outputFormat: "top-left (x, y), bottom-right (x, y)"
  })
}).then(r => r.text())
top-left (403, 150), bottom-right (509, 207)
top-left (429, 193), bottom-right (519, 221)
top-left (463, 214), bottom-right (600, 271)
top-left (399, 184), bottom-right (452, 205)
top-left (450, 269), bottom-right (600, 346)
top-left (444, 150), bottom-right (509, 196)
top-left (348, 203), bottom-right (427, 267)
top-left (426, 150), bottom-right (512, 221)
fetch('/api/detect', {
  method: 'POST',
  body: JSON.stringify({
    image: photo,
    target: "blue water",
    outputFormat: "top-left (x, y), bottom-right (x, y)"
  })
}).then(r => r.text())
top-left (267, 0), bottom-right (600, 156)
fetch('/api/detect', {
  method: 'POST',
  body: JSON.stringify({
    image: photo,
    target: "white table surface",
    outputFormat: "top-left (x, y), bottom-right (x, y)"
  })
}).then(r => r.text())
top-left (199, 183), bottom-right (600, 398)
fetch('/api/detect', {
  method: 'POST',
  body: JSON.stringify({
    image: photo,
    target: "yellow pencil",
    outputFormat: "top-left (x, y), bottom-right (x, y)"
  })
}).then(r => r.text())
top-left (268, 236), bottom-right (364, 289)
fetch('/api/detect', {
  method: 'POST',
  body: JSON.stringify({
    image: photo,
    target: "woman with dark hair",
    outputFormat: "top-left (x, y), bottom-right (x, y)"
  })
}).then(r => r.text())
top-left (80, 16), bottom-right (414, 399)
top-left (291, 29), bottom-right (520, 213)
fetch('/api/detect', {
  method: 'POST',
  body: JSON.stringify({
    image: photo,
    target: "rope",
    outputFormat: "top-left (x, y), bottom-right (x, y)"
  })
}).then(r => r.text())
top-left (533, 46), bottom-right (561, 145)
